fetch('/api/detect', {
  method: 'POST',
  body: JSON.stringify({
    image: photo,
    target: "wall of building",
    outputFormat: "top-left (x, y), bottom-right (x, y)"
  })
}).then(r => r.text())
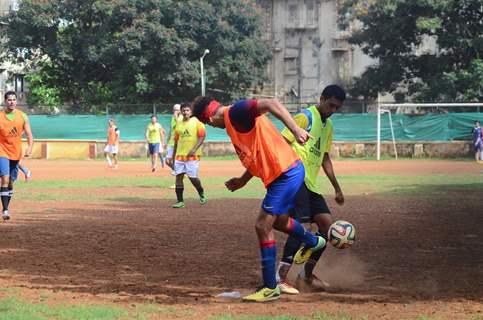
top-left (256, 0), bottom-right (376, 109)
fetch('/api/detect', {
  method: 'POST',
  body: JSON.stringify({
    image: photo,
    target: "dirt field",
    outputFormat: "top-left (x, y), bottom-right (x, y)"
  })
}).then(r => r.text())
top-left (0, 160), bottom-right (482, 319)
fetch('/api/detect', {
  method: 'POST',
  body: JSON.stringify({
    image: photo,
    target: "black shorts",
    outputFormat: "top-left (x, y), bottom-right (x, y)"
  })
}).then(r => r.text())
top-left (289, 182), bottom-right (330, 223)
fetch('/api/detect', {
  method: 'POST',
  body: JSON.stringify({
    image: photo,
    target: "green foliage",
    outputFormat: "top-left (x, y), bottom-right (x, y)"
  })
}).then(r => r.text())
top-left (24, 65), bottom-right (63, 113)
top-left (1, 0), bottom-right (270, 112)
top-left (340, 0), bottom-right (483, 102)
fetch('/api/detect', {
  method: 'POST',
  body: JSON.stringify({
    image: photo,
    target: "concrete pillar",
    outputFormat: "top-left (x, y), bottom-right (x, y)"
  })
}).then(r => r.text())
top-left (355, 143), bottom-right (365, 157)
top-left (413, 144), bottom-right (424, 158)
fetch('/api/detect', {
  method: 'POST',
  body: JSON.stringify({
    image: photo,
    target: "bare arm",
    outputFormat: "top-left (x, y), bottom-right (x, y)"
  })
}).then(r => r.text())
top-left (187, 135), bottom-right (205, 157)
top-left (225, 169), bottom-right (254, 192)
top-left (23, 118), bottom-right (34, 157)
top-left (257, 99), bottom-right (311, 144)
top-left (322, 152), bottom-right (344, 205)
top-left (159, 127), bottom-right (166, 147)
top-left (172, 140), bottom-right (178, 159)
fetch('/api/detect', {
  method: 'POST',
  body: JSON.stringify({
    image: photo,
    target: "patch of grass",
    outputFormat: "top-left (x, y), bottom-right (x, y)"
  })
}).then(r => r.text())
top-left (13, 173), bottom-right (483, 202)
top-left (0, 296), bottom-right (127, 320)
top-left (0, 296), bottom-right (187, 320)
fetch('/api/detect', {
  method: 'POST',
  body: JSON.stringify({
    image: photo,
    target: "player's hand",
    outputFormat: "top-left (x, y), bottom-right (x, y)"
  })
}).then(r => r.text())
top-left (225, 177), bottom-right (246, 192)
top-left (293, 126), bottom-right (313, 145)
top-left (24, 149), bottom-right (32, 158)
top-left (187, 150), bottom-right (195, 157)
top-left (335, 190), bottom-right (344, 205)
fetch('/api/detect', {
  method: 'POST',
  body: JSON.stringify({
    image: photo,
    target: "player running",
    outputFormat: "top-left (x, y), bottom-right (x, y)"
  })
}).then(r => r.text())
top-left (0, 91), bottom-right (34, 220)
top-left (276, 85), bottom-right (346, 294)
top-left (171, 103), bottom-right (207, 208)
top-left (192, 97), bottom-right (325, 302)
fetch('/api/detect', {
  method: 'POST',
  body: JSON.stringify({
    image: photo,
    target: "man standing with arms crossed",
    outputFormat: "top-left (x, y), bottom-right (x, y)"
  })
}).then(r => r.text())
top-left (1, 91), bottom-right (33, 220)
top-left (145, 115), bottom-right (166, 172)
top-left (276, 84), bottom-right (347, 294)
top-left (171, 103), bottom-right (207, 208)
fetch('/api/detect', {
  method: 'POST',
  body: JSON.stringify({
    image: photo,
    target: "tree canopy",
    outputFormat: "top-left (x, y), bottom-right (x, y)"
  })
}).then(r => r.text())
top-left (341, 0), bottom-right (483, 102)
top-left (2, 0), bottom-right (271, 111)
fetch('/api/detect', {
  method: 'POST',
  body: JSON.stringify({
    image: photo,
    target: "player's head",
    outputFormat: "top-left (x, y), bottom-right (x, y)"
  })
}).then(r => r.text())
top-left (180, 103), bottom-right (192, 120)
top-left (108, 118), bottom-right (115, 127)
top-left (173, 104), bottom-right (181, 115)
top-left (150, 114), bottom-right (157, 124)
top-left (4, 91), bottom-right (17, 110)
top-left (192, 96), bottom-right (224, 128)
top-left (319, 85), bottom-right (346, 119)
top-left (475, 120), bottom-right (480, 127)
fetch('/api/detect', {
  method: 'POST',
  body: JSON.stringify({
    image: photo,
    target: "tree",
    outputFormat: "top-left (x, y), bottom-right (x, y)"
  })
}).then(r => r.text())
top-left (340, 0), bottom-right (483, 102)
top-left (1, 0), bottom-right (271, 112)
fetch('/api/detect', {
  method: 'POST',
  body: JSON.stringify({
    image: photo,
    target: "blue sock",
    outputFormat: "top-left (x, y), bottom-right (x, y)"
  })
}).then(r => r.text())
top-left (19, 166), bottom-right (28, 175)
top-left (287, 218), bottom-right (317, 247)
top-left (260, 240), bottom-right (277, 289)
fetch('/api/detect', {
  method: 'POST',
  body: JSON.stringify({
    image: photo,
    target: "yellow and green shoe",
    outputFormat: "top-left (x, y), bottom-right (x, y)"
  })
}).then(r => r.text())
top-left (172, 202), bottom-right (185, 208)
top-left (200, 195), bottom-right (207, 205)
top-left (242, 286), bottom-right (281, 302)
top-left (293, 236), bottom-right (326, 265)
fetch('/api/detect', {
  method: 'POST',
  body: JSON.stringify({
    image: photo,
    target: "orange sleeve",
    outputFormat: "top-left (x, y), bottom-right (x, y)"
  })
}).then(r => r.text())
top-left (197, 122), bottom-right (206, 137)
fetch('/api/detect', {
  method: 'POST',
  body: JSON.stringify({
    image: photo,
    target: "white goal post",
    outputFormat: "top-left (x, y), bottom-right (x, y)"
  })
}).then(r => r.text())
top-left (376, 103), bottom-right (483, 160)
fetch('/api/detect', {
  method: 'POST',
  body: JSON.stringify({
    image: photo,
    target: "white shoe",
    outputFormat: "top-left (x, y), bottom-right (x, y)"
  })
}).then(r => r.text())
top-left (2, 210), bottom-right (10, 221)
top-left (25, 170), bottom-right (32, 182)
top-left (278, 280), bottom-right (299, 295)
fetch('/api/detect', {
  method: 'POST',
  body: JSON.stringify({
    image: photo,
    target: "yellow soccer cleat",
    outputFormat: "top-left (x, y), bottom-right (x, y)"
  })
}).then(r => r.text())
top-left (293, 236), bottom-right (326, 265)
top-left (279, 280), bottom-right (299, 295)
top-left (242, 286), bottom-right (281, 302)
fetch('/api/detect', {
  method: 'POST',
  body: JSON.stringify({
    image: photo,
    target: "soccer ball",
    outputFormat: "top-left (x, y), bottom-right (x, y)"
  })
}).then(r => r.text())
top-left (328, 220), bottom-right (355, 249)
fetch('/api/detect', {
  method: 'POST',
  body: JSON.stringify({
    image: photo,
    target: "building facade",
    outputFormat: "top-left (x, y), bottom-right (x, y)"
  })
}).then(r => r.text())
top-left (0, 0), bottom-right (26, 102)
top-left (256, 0), bottom-right (375, 109)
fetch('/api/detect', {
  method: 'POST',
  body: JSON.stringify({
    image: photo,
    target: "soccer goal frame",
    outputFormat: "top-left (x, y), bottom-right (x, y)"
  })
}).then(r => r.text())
top-left (376, 103), bottom-right (483, 160)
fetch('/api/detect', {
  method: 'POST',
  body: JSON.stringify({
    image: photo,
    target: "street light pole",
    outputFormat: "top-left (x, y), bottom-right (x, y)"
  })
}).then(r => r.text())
top-left (200, 49), bottom-right (210, 96)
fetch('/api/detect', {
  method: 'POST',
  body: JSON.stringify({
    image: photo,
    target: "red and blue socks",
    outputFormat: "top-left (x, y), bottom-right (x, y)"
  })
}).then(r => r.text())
top-left (260, 240), bottom-right (277, 289)
top-left (287, 218), bottom-right (317, 247)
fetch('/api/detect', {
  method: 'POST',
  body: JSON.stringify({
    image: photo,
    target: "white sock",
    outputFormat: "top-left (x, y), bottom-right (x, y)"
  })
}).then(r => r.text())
top-left (276, 261), bottom-right (291, 282)
top-left (106, 156), bottom-right (112, 166)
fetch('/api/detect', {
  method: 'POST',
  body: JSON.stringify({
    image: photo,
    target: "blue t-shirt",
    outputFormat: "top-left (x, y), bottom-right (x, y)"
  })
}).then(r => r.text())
top-left (228, 99), bottom-right (260, 133)
top-left (472, 127), bottom-right (482, 142)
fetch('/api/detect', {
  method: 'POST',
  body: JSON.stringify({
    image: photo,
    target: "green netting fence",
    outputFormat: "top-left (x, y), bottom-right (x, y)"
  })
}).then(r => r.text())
top-left (29, 112), bottom-right (483, 142)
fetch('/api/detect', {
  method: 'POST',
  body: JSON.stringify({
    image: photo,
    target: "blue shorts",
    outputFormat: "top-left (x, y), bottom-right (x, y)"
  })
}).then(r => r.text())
top-left (475, 141), bottom-right (482, 152)
top-left (148, 143), bottom-right (160, 154)
top-left (0, 157), bottom-right (19, 181)
top-left (262, 161), bottom-right (304, 215)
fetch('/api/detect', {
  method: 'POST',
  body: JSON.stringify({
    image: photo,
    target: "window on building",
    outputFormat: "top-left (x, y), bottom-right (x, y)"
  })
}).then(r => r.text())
top-left (288, 3), bottom-right (299, 28)
top-left (284, 57), bottom-right (298, 75)
top-left (305, 0), bottom-right (316, 27)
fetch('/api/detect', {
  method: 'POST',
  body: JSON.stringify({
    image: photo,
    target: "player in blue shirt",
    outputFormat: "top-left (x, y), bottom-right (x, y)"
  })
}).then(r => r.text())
top-left (472, 121), bottom-right (482, 162)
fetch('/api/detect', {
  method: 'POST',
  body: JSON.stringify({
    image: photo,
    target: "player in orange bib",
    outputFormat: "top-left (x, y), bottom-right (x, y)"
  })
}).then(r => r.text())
top-left (104, 118), bottom-right (120, 169)
top-left (192, 97), bottom-right (326, 302)
top-left (1, 91), bottom-right (34, 221)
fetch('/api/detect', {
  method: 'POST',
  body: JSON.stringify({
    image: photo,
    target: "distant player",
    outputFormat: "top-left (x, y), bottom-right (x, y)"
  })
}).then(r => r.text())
top-left (104, 118), bottom-right (120, 169)
top-left (171, 103), bottom-right (207, 208)
top-left (192, 96), bottom-right (325, 302)
top-left (472, 120), bottom-right (482, 162)
top-left (277, 85), bottom-right (346, 294)
top-left (166, 104), bottom-right (182, 169)
top-left (0, 91), bottom-right (34, 220)
top-left (145, 115), bottom-right (166, 172)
